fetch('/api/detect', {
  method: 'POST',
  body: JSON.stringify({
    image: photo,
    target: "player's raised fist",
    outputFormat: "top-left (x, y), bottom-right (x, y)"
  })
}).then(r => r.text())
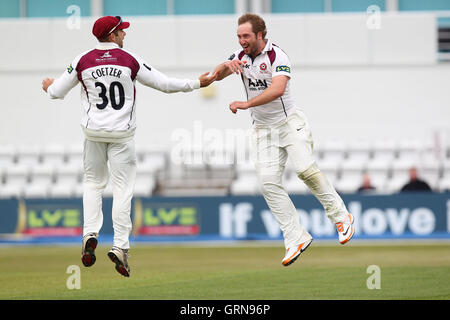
top-left (42, 78), bottom-right (54, 92)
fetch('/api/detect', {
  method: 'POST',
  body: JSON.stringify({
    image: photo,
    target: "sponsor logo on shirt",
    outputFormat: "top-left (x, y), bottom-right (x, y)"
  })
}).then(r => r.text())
top-left (96, 51), bottom-right (117, 62)
top-left (101, 51), bottom-right (112, 58)
top-left (67, 64), bottom-right (74, 74)
top-left (248, 78), bottom-right (268, 91)
top-left (276, 65), bottom-right (290, 73)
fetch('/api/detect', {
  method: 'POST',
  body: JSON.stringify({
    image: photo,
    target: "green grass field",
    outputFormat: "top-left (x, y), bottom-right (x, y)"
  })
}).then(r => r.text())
top-left (1, 242), bottom-right (449, 300)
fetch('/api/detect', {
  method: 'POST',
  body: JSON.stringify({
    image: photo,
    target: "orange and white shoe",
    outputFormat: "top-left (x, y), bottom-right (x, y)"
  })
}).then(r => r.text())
top-left (282, 238), bottom-right (313, 267)
top-left (336, 214), bottom-right (355, 245)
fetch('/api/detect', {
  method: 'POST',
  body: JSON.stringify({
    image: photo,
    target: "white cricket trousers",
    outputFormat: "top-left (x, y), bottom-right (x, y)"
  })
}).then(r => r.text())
top-left (82, 139), bottom-right (136, 249)
top-left (253, 112), bottom-right (349, 249)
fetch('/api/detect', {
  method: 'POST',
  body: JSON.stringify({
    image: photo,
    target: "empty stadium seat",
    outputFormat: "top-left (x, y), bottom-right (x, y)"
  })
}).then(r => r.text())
top-left (284, 174), bottom-right (309, 194)
top-left (24, 163), bottom-right (54, 198)
top-left (372, 138), bottom-right (397, 162)
top-left (437, 159), bottom-right (450, 191)
top-left (66, 144), bottom-right (83, 167)
top-left (134, 161), bottom-right (157, 196)
top-left (206, 146), bottom-right (235, 169)
top-left (0, 183), bottom-right (23, 198)
top-left (230, 172), bottom-right (259, 195)
top-left (54, 162), bottom-right (82, 186)
top-left (23, 184), bottom-right (49, 198)
top-left (41, 144), bottom-right (66, 166)
top-left (138, 146), bottom-right (168, 172)
top-left (319, 139), bottom-right (346, 168)
top-left (335, 170), bottom-right (364, 194)
top-left (316, 158), bottom-right (339, 178)
top-left (4, 163), bottom-right (30, 186)
top-left (134, 176), bottom-right (156, 197)
top-left (48, 162), bottom-right (82, 198)
top-left (235, 156), bottom-right (256, 174)
top-left (420, 153), bottom-right (441, 189)
top-left (0, 145), bottom-right (16, 168)
top-left (397, 139), bottom-right (422, 164)
top-left (49, 183), bottom-right (75, 198)
top-left (30, 163), bottom-right (54, 185)
top-left (1, 163), bottom-right (29, 198)
top-left (16, 144), bottom-right (41, 166)
top-left (73, 183), bottom-right (84, 198)
top-left (345, 139), bottom-right (371, 165)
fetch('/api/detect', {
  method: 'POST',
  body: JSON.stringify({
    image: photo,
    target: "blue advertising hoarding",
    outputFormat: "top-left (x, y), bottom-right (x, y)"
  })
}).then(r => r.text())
top-left (0, 193), bottom-right (449, 243)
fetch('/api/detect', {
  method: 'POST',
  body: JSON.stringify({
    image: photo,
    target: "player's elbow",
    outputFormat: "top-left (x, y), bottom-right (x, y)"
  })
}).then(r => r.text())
top-left (47, 89), bottom-right (65, 100)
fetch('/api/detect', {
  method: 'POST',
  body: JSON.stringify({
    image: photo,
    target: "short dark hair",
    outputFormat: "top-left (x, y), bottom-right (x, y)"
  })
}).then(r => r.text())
top-left (99, 29), bottom-right (120, 43)
top-left (238, 13), bottom-right (267, 39)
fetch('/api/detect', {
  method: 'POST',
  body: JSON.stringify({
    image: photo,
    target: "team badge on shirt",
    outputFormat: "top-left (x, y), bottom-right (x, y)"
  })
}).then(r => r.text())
top-left (259, 62), bottom-right (267, 71)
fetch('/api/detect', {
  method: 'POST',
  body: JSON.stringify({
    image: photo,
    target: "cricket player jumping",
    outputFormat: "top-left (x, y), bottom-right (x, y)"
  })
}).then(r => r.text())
top-left (42, 16), bottom-right (216, 276)
top-left (212, 14), bottom-right (354, 266)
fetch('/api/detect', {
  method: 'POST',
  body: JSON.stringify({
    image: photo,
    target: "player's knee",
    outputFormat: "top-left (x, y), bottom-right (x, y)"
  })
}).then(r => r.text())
top-left (297, 162), bottom-right (320, 181)
top-left (84, 175), bottom-right (109, 189)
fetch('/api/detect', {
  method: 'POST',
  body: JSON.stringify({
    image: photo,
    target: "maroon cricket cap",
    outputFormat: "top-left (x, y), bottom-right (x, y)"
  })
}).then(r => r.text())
top-left (92, 16), bottom-right (130, 40)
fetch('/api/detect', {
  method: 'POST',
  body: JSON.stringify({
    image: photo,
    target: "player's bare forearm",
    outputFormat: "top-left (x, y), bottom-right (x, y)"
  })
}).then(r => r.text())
top-left (229, 76), bottom-right (288, 114)
top-left (229, 88), bottom-right (280, 114)
top-left (213, 59), bottom-right (247, 81)
top-left (247, 84), bottom-right (285, 108)
top-left (212, 63), bottom-right (232, 81)
top-left (198, 72), bottom-right (217, 87)
top-left (247, 75), bottom-right (289, 107)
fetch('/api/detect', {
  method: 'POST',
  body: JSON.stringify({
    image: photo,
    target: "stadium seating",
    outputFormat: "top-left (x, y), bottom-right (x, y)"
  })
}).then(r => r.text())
top-left (230, 158), bottom-right (259, 195)
top-left (0, 136), bottom-right (448, 199)
top-left (438, 159), bottom-right (450, 191)
top-left (283, 171), bottom-right (309, 194)
top-left (23, 163), bottom-right (55, 198)
top-left (0, 145), bottom-right (16, 168)
top-left (0, 163), bottom-right (30, 198)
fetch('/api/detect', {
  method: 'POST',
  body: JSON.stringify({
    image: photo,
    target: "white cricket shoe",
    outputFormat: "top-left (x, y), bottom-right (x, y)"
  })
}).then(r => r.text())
top-left (282, 238), bottom-right (313, 267)
top-left (336, 213), bottom-right (355, 245)
top-left (108, 246), bottom-right (131, 277)
top-left (81, 232), bottom-right (98, 267)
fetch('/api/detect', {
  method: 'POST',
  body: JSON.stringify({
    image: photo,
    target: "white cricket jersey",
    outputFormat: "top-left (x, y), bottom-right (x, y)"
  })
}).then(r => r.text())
top-left (229, 39), bottom-right (298, 126)
top-left (47, 42), bottom-right (200, 142)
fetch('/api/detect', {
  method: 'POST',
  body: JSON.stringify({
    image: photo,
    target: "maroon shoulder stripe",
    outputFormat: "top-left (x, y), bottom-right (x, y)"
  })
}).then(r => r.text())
top-left (238, 50), bottom-right (245, 61)
top-left (268, 48), bottom-right (276, 66)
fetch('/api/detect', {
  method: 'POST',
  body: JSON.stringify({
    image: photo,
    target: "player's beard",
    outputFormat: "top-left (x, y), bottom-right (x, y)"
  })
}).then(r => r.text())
top-left (249, 43), bottom-right (260, 58)
top-left (242, 42), bottom-right (256, 57)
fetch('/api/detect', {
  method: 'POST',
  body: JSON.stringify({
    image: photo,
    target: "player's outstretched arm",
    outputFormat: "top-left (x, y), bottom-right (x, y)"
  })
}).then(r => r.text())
top-left (136, 60), bottom-right (207, 93)
top-left (212, 60), bottom-right (247, 81)
top-left (198, 72), bottom-right (217, 88)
